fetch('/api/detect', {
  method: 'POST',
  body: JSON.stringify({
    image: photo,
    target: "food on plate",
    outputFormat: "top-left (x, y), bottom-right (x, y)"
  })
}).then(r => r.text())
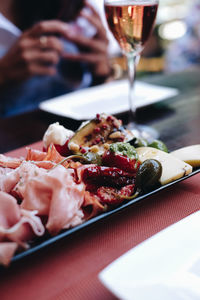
top-left (136, 147), bottom-right (192, 185)
top-left (170, 145), bottom-right (200, 167)
top-left (102, 143), bottom-right (140, 173)
top-left (43, 122), bottom-right (74, 156)
top-left (0, 113), bottom-right (196, 266)
top-left (0, 190), bottom-right (45, 266)
top-left (135, 159), bottom-right (162, 192)
top-left (148, 139), bottom-right (168, 153)
top-left (129, 137), bottom-right (168, 153)
top-left (68, 113), bottom-right (133, 154)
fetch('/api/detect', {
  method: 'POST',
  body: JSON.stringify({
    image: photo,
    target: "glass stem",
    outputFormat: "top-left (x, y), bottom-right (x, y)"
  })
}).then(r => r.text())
top-left (126, 54), bottom-right (137, 128)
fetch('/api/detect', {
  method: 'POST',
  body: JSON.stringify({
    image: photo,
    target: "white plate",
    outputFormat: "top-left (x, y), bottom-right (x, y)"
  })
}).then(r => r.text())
top-left (39, 80), bottom-right (179, 120)
top-left (99, 211), bottom-right (200, 300)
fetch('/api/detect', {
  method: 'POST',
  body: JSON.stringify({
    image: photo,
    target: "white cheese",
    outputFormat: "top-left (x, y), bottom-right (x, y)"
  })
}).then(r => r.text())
top-left (43, 122), bottom-right (74, 149)
top-left (136, 147), bottom-right (193, 185)
top-left (171, 144), bottom-right (200, 167)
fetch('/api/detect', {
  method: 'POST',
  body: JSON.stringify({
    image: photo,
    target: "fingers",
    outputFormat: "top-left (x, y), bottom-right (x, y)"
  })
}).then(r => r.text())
top-left (10, 22), bottom-right (67, 79)
top-left (28, 63), bottom-right (56, 76)
top-left (22, 49), bottom-right (60, 65)
top-left (63, 52), bottom-right (111, 77)
top-left (38, 36), bottom-right (64, 54)
top-left (26, 20), bottom-right (69, 39)
top-left (19, 35), bottom-right (64, 55)
top-left (17, 39), bottom-right (60, 76)
top-left (62, 52), bottom-right (106, 64)
top-left (64, 30), bottom-right (108, 53)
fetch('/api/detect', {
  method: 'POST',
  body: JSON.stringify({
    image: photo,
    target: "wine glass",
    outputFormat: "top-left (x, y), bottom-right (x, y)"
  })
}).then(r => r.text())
top-left (104, 0), bottom-right (159, 140)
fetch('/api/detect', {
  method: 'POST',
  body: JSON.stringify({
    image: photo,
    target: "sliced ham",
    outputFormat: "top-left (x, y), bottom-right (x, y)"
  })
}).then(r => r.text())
top-left (20, 165), bottom-right (85, 235)
top-left (0, 191), bottom-right (20, 228)
top-left (0, 191), bottom-right (45, 243)
top-left (43, 143), bottom-right (64, 163)
top-left (0, 191), bottom-right (45, 266)
top-left (0, 154), bottom-right (23, 169)
top-left (26, 144), bottom-right (71, 169)
top-left (0, 160), bottom-right (86, 236)
top-left (46, 167), bottom-right (85, 234)
top-left (26, 148), bottom-right (47, 161)
top-left (0, 168), bottom-right (20, 194)
top-left (63, 209), bottom-right (84, 229)
top-left (42, 143), bottom-right (69, 168)
top-left (3, 209), bottom-right (45, 248)
top-left (1, 162), bottom-right (45, 196)
top-left (32, 161), bottom-right (56, 169)
top-left (0, 242), bottom-right (18, 267)
top-left (82, 191), bottom-right (105, 219)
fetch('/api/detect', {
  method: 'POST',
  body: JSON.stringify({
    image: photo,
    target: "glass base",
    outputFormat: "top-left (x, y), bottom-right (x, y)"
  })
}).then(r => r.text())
top-left (127, 123), bottom-right (159, 142)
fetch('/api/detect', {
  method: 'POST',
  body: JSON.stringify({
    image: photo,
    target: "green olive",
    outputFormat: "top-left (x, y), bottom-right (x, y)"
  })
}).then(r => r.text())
top-left (148, 140), bottom-right (168, 153)
top-left (129, 137), bottom-right (148, 148)
top-left (136, 159), bottom-right (162, 192)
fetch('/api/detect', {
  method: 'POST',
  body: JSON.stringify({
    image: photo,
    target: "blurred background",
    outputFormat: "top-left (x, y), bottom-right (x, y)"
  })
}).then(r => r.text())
top-left (91, 0), bottom-right (196, 78)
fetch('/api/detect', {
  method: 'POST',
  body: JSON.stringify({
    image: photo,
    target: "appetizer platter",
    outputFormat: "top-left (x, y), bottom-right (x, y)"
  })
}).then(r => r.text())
top-left (0, 113), bottom-right (199, 267)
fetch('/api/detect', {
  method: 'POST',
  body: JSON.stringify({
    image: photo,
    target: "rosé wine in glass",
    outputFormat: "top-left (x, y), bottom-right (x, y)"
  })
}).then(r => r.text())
top-left (104, 0), bottom-right (159, 139)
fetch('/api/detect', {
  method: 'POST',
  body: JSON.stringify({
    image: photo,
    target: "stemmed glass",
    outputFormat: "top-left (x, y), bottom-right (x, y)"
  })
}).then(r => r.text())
top-left (104, 0), bottom-right (159, 140)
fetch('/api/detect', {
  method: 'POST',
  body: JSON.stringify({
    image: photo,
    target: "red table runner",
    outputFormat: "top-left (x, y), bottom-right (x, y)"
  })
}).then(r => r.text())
top-left (1, 143), bottom-right (200, 300)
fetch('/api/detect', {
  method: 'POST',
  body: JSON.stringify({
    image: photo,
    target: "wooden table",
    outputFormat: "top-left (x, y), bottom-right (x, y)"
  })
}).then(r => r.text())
top-left (0, 67), bottom-right (200, 153)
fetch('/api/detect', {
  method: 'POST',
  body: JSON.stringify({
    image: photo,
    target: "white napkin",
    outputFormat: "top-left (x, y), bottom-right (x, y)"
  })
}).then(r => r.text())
top-left (99, 211), bottom-right (200, 300)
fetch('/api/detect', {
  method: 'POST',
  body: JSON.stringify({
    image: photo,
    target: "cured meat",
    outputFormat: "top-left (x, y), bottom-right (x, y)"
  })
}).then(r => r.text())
top-left (82, 191), bottom-right (105, 219)
top-left (30, 160), bottom-right (56, 170)
top-left (0, 159), bottom-right (86, 265)
top-left (0, 243), bottom-right (18, 267)
top-left (1, 162), bottom-right (45, 196)
top-left (0, 191), bottom-right (45, 266)
top-left (0, 168), bottom-right (20, 194)
top-left (0, 158), bottom-right (86, 237)
top-left (0, 154), bottom-right (23, 169)
top-left (26, 148), bottom-right (47, 161)
top-left (43, 144), bottom-right (68, 166)
top-left (20, 165), bottom-right (85, 235)
top-left (26, 144), bottom-right (73, 169)
top-left (0, 191), bottom-right (20, 228)
top-left (0, 191), bottom-right (45, 243)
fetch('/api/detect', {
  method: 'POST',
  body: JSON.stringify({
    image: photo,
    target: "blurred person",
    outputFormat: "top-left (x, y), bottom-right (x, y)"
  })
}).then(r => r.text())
top-left (165, 0), bottom-right (200, 72)
top-left (87, 0), bottom-right (120, 57)
top-left (0, 0), bottom-right (111, 117)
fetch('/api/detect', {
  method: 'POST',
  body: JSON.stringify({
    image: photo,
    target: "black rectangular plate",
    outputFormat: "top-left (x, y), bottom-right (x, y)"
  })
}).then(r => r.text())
top-left (11, 168), bottom-right (200, 263)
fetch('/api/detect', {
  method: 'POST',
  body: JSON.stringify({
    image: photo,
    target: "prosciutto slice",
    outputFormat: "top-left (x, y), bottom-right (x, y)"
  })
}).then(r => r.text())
top-left (26, 148), bottom-right (47, 161)
top-left (26, 144), bottom-right (72, 169)
top-left (0, 243), bottom-right (18, 267)
top-left (0, 191), bottom-right (45, 266)
top-left (0, 154), bottom-right (23, 169)
top-left (82, 191), bottom-right (105, 219)
top-left (19, 164), bottom-right (85, 235)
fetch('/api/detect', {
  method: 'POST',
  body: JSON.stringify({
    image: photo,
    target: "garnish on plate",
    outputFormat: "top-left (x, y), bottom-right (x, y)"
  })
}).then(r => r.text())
top-left (0, 113), bottom-right (197, 267)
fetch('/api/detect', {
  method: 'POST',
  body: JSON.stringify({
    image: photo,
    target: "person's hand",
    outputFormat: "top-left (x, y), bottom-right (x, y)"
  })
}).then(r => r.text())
top-left (62, 2), bottom-right (111, 81)
top-left (0, 20), bottom-right (69, 86)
